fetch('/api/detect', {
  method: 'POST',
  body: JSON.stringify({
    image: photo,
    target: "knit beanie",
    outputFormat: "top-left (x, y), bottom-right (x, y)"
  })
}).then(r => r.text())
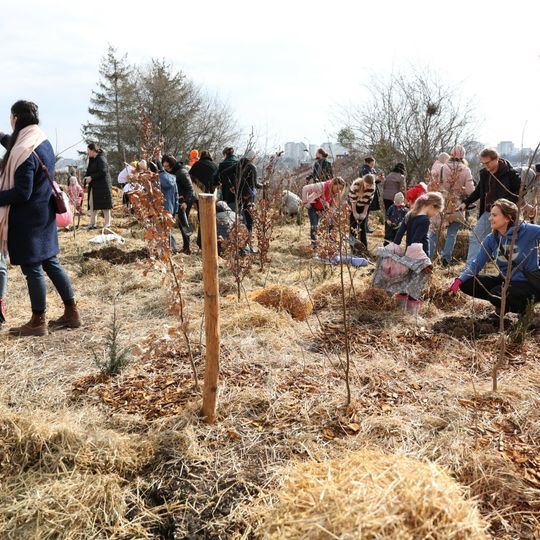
top-left (450, 145), bottom-right (465, 159)
top-left (244, 149), bottom-right (256, 160)
top-left (394, 192), bottom-right (405, 204)
top-left (438, 152), bottom-right (450, 163)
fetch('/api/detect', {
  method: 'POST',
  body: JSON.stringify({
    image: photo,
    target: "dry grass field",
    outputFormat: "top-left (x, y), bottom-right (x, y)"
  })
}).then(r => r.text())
top-left (1, 199), bottom-right (539, 539)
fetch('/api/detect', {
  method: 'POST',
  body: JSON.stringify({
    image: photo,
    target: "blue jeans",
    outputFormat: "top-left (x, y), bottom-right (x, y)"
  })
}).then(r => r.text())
top-left (0, 254), bottom-right (7, 300)
top-left (20, 256), bottom-right (75, 314)
top-left (441, 221), bottom-right (462, 263)
top-left (466, 211), bottom-right (491, 266)
top-left (429, 221), bottom-right (464, 262)
top-left (307, 206), bottom-right (320, 244)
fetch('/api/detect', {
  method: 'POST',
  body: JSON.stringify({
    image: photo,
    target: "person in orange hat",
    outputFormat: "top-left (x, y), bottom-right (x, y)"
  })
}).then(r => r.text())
top-left (188, 149), bottom-right (199, 168)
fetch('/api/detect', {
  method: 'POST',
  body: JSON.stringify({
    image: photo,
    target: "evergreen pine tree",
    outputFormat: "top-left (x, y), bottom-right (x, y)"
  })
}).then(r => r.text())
top-left (82, 46), bottom-right (138, 175)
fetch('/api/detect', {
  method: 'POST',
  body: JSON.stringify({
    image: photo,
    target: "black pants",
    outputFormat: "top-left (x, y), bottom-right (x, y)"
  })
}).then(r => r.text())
top-left (177, 201), bottom-right (193, 250)
top-left (384, 225), bottom-right (398, 245)
top-left (460, 274), bottom-right (540, 314)
top-left (349, 212), bottom-right (367, 248)
top-left (383, 198), bottom-right (394, 212)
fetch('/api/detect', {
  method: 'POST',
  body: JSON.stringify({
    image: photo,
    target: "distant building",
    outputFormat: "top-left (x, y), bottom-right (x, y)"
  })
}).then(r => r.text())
top-left (497, 141), bottom-right (514, 157)
top-left (284, 142), bottom-right (308, 164)
top-left (282, 141), bottom-right (349, 169)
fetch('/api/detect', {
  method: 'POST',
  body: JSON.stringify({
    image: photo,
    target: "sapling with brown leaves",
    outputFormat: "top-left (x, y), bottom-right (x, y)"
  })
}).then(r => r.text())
top-left (128, 113), bottom-right (199, 388)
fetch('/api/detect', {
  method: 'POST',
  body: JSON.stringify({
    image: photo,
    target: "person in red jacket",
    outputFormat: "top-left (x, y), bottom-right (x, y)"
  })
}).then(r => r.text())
top-left (406, 181), bottom-right (427, 205)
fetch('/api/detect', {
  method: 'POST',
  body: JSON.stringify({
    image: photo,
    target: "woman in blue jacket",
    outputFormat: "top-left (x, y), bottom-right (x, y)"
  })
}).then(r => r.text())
top-left (0, 100), bottom-right (80, 336)
top-left (449, 198), bottom-right (540, 314)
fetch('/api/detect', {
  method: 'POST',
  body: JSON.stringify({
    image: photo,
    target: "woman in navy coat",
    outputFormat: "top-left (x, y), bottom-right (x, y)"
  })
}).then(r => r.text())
top-left (0, 100), bottom-right (81, 336)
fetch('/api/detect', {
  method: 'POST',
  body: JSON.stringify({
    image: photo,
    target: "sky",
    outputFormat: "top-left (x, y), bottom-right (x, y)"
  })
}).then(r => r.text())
top-left (1, 0), bottom-right (540, 159)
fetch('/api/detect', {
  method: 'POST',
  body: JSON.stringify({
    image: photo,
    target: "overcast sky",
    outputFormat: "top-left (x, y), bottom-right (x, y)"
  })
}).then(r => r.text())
top-left (1, 0), bottom-right (539, 159)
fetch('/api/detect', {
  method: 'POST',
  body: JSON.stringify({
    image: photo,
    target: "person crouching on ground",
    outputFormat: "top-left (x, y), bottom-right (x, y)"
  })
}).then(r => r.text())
top-left (448, 199), bottom-right (540, 314)
top-left (348, 174), bottom-right (376, 252)
top-left (0, 100), bottom-right (81, 336)
top-left (384, 192), bottom-right (408, 245)
top-left (392, 192), bottom-right (444, 314)
top-left (302, 176), bottom-right (346, 249)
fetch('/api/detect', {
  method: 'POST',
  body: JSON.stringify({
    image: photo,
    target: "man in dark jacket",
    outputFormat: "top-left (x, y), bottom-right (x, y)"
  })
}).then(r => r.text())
top-left (220, 149), bottom-right (261, 234)
top-left (215, 147), bottom-right (239, 210)
top-left (189, 150), bottom-right (218, 193)
top-left (162, 154), bottom-right (195, 255)
top-left (459, 147), bottom-right (520, 265)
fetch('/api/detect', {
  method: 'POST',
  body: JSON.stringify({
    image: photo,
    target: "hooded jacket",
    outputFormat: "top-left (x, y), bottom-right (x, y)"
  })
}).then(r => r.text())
top-left (463, 159), bottom-right (520, 216)
top-left (189, 156), bottom-right (218, 193)
top-left (459, 222), bottom-right (540, 283)
top-left (216, 155), bottom-right (239, 204)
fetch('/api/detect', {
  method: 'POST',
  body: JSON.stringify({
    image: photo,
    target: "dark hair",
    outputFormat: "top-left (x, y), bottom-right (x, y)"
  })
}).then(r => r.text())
top-left (365, 156), bottom-right (375, 164)
top-left (223, 147), bottom-right (234, 158)
top-left (200, 150), bottom-right (212, 160)
top-left (0, 100), bottom-right (39, 174)
top-left (392, 162), bottom-right (406, 174)
top-left (162, 154), bottom-right (177, 168)
top-left (317, 148), bottom-right (329, 159)
top-left (148, 161), bottom-right (158, 173)
top-left (87, 142), bottom-right (102, 153)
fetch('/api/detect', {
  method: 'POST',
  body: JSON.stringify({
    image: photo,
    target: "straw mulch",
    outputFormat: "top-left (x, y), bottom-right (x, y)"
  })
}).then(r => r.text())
top-left (250, 284), bottom-right (313, 321)
top-left (0, 406), bottom-right (155, 476)
top-left (0, 406), bottom-right (168, 539)
top-left (257, 448), bottom-right (489, 540)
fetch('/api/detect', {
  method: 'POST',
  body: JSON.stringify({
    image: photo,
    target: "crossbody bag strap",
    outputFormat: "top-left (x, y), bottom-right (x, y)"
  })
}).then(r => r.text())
top-left (32, 151), bottom-right (59, 194)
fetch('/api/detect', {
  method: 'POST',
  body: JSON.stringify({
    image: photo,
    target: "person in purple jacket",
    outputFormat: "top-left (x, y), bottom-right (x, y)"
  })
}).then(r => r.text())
top-left (448, 198), bottom-right (540, 314)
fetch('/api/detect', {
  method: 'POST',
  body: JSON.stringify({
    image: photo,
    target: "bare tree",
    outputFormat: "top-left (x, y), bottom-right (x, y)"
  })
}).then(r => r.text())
top-left (338, 67), bottom-right (478, 181)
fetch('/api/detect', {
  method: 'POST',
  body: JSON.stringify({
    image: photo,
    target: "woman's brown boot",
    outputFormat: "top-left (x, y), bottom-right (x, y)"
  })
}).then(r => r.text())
top-left (49, 303), bottom-right (82, 329)
top-left (9, 313), bottom-right (48, 336)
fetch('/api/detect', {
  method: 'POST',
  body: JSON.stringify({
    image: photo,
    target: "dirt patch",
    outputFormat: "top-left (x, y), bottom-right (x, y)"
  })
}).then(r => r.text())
top-left (433, 315), bottom-right (511, 339)
top-left (83, 245), bottom-right (149, 265)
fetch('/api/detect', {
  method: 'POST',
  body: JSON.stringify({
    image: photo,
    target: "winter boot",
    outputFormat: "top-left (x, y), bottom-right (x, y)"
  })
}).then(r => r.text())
top-left (49, 303), bottom-right (82, 329)
top-left (9, 313), bottom-right (48, 337)
top-left (394, 293), bottom-right (408, 310)
top-left (406, 298), bottom-right (423, 316)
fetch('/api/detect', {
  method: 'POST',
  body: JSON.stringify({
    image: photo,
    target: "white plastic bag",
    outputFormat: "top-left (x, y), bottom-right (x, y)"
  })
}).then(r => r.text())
top-left (88, 228), bottom-right (125, 245)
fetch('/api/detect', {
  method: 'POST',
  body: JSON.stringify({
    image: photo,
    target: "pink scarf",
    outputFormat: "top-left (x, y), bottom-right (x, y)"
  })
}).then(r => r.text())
top-left (0, 125), bottom-right (46, 255)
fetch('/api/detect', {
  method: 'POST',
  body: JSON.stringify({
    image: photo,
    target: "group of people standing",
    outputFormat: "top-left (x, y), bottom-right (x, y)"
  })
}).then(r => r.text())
top-left (116, 145), bottom-right (262, 255)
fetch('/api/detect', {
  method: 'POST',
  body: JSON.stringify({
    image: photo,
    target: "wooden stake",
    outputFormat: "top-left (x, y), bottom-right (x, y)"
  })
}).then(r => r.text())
top-left (199, 194), bottom-right (220, 424)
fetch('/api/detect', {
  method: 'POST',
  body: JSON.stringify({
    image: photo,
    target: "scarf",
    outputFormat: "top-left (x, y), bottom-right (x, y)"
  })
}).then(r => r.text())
top-left (0, 125), bottom-right (46, 255)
